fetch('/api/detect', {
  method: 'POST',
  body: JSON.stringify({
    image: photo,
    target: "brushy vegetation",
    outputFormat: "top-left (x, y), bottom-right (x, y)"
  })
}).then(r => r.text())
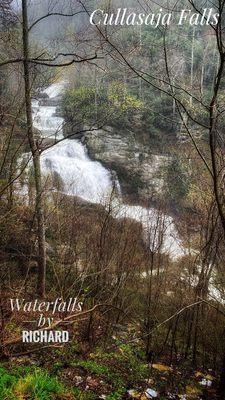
top-left (0, 340), bottom-right (217, 399)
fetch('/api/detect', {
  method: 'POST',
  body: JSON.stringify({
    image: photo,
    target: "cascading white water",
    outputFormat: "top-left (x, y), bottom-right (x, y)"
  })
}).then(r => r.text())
top-left (44, 81), bottom-right (66, 98)
top-left (25, 80), bottom-right (186, 259)
top-left (113, 203), bottom-right (185, 258)
top-left (41, 139), bottom-right (115, 203)
top-left (32, 105), bottom-right (64, 139)
top-left (32, 81), bottom-right (65, 139)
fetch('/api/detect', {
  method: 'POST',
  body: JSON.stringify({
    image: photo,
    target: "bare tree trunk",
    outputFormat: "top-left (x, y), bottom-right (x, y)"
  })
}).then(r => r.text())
top-left (22, 0), bottom-right (46, 297)
top-left (189, 27), bottom-right (195, 107)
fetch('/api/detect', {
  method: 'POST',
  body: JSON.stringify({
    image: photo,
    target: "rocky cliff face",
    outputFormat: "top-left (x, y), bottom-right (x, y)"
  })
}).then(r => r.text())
top-left (83, 127), bottom-right (170, 202)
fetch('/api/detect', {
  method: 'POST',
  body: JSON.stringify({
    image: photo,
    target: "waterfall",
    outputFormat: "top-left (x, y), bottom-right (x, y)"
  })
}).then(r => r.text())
top-left (41, 139), bottom-right (116, 204)
top-left (33, 105), bottom-right (64, 139)
top-left (32, 81), bottom-right (66, 139)
top-left (21, 80), bottom-right (186, 260)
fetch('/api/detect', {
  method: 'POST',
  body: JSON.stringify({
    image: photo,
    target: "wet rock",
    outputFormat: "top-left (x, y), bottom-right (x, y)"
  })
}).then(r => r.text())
top-left (38, 92), bottom-right (49, 99)
top-left (83, 128), bottom-right (169, 201)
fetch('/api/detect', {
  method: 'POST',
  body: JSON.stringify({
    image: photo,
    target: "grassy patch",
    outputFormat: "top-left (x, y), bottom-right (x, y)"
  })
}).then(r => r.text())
top-left (71, 360), bottom-right (110, 376)
top-left (0, 365), bottom-right (74, 400)
top-left (89, 343), bottom-right (149, 383)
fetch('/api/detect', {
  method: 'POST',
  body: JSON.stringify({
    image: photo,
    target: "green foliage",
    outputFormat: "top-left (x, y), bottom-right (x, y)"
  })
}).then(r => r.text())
top-left (62, 82), bottom-right (143, 131)
top-left (0, 366), bottom-right (73, 400)
top-left (71, 358), bottom-right (125, 386)
top-left (72, 388), bottom-right (96, 399)
top-left (88, 343), bottom-right (148, 384)
top-left (108, 82), bottom-right (142, 112)
top-left (72, 360), bottom-right (110, 376)
top-left (0, 366), bottom-right (18, 396)
top-left (106, 388), bottom-right (127, 400)
top-left (62, 86), bottom-right (106, 126)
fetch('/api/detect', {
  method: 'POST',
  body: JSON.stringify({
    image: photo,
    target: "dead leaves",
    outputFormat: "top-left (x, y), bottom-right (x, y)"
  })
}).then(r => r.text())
top-left (152, 363), bottom-right (172, 372)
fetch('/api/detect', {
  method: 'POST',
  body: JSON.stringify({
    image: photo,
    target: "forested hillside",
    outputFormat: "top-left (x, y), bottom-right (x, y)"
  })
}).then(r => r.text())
top-left (0, 1), bottom-right (225, 399)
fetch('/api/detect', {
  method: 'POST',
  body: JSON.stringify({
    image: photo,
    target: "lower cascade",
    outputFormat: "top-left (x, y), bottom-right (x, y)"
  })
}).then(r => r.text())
top-left (21, 81), bottom-right (186, 260)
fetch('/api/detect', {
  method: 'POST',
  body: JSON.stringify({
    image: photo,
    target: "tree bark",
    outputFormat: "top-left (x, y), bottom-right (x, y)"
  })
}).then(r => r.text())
top-left (22, 0), bottom-right (46, 297)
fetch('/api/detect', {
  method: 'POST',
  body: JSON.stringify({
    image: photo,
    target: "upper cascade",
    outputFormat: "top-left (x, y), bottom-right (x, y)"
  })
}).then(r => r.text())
top-left (32, 81), bottom-right (66, 139)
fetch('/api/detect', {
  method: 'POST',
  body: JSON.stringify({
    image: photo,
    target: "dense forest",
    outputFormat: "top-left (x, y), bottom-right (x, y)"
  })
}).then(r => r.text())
top-left (0, 0), bottom-right (225, 399)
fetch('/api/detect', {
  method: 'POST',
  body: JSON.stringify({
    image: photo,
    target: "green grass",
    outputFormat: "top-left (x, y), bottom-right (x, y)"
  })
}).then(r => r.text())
top-left (0, 366), bottom-right (73, 400)
top-left (71, 360), bottom-right (110, 376)
top-left (105, 388), bottom-right (127, 400)
top-left (72, 388), bottom-right (96, 400)
top-left (71, 359), bottom-right (126, 394)
top-left (87, 344), bottom-right (149, 382)
top-left (0, 343), bottom-right (149, 400)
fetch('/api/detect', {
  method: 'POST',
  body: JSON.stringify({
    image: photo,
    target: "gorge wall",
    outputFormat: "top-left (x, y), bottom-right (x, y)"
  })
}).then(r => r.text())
top-left (82, 127), bottom-right (170, 202)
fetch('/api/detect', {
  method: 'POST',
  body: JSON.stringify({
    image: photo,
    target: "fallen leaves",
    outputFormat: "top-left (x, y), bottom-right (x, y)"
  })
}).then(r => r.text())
top-left (195, 371), bottom-right (214, 381)
top-left (185, 385), bottom-right (202, 399)
top-left (152, 363), bottom-right (172, 372)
